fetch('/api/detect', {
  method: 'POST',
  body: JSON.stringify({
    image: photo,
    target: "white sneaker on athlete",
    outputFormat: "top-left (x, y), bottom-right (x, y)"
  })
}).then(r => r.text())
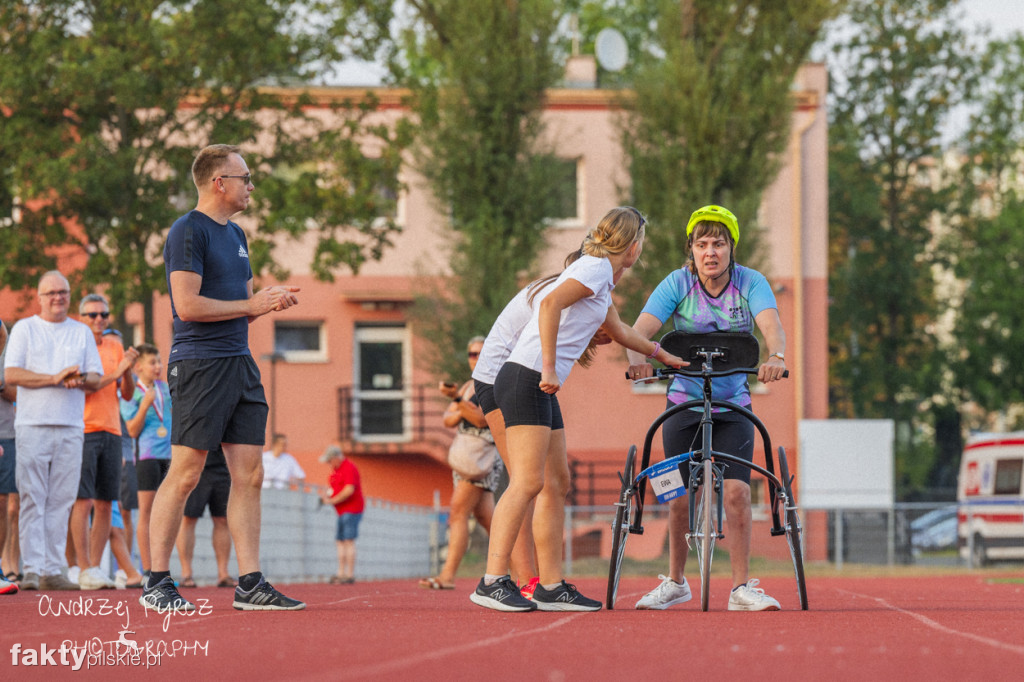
top-left (635, 575), bottom-right (692, 610)
top-left (727, 579), bottom-right (780, 611)
top-left (79, 566), bottom-right (116, 590)
top-left (66, 565), bottom-right (81, 585)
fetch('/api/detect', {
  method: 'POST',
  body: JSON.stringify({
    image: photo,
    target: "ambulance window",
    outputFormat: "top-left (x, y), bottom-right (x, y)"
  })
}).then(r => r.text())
top-left (993, 459), bottom-right (1023, 496)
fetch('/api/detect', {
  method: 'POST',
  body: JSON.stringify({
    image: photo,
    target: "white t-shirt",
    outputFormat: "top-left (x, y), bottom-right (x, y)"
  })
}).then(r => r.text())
top-left (472, 280), bottom-right (556, 385)
top-left (261, 450), bottom-right (306, 489)
top-left (4, 315), bottom-right (104, 428)
top-left (506, 255), bottom-right (614, 384)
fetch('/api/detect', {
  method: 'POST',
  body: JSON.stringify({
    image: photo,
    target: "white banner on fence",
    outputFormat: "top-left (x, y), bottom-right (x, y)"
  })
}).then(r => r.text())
top-left (799, 419), bottom-right (894, 509)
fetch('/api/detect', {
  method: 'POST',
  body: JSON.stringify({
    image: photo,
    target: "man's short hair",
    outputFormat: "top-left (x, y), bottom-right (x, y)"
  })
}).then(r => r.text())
top-left (191, 144), bottom-right (242, 189)
top-left (79, 293), bottom-right (110, 314)
top-left (38, 270), bottom-right (68, 293)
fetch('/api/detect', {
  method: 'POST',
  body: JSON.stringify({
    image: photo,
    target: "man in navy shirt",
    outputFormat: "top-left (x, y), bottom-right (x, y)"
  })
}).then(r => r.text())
top-left (142, 144), bottom-right (304, 612)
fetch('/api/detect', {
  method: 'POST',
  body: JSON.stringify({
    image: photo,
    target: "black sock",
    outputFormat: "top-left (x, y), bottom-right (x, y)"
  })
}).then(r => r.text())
top-left (148, 570), bottom-right (170, 587)
top-left (239, 571), bottom-right (263, 591)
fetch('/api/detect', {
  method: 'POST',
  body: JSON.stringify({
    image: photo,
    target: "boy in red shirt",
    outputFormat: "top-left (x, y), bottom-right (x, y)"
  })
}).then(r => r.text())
top-left (320, 445), bottom-right (364, 584)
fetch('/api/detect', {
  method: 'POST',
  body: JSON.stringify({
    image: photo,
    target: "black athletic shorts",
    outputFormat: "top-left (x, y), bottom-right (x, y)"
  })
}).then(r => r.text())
top-left (183, 466), bottom-right (231, 519)
top-left (168, 355), bottom-right (269, 450)
top-left (78, 431), bottom-right (123, 501)
top-left (473, 380), bottom-right (499, 416)
top-left (661, 405), bottom-right (755, 485)
top-left (136, 458), bottom-right (171, 492)
top-left (493, 362), bottom-right (564, 430)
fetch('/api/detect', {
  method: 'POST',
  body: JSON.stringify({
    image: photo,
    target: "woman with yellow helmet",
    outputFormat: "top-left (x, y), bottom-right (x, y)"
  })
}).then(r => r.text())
top-left (626, 204), bottom-right (788, 612)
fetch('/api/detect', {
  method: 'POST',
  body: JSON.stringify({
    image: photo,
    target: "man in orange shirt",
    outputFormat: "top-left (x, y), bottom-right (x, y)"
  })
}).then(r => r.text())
top-left (71, 294), bottom-right (138, 590)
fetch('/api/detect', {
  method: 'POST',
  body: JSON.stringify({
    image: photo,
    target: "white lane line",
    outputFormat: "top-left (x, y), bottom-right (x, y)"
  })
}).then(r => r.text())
top-left (837, 589), bottom-right (1024, 656)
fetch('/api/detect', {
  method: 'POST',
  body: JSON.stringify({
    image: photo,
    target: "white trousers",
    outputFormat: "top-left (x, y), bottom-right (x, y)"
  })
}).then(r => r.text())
top-left (15, 425), bottom-right (84, 576)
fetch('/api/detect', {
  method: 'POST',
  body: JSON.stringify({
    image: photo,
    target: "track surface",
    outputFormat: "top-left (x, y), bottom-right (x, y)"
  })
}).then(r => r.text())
top-left (2, 574), bottom-right (1022, 681)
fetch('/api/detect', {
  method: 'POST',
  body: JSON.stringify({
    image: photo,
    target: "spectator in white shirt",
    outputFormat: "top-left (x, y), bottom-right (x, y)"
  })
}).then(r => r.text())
top-left (261, 434), bottom-right (305, 490)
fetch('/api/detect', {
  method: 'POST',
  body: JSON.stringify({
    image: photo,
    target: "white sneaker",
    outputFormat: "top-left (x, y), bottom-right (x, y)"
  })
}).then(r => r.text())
top-left (114, 569), bottom-right (128, 589)
top-left (66, 566), bottom-right (81, 585)
top-left (635, 575), bottom-right (692, 610)
top-left (727, 579), bottom-right (780, 611)
top-left (78, 566), bottom-right (116, 590)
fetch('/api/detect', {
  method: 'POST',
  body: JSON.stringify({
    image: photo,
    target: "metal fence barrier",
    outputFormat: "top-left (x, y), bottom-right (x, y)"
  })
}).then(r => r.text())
top-left (171, 495), bottom-right (1021, 584)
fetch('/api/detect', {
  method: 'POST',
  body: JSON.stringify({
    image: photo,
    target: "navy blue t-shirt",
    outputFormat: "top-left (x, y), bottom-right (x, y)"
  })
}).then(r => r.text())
top-left (163, 210), bottom-right (253, 361)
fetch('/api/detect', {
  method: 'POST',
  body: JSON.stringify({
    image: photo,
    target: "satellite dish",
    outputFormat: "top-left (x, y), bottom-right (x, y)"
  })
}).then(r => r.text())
top-left (595, 28), bottom-right (629, 72)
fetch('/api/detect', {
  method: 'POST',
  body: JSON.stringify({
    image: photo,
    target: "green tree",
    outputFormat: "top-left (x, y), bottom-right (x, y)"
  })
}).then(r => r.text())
top-left (949, 35), bottom-right (1024, 429)
top-left (340, 0), bottom-right (566, 379)
top-left (0, 1), bottom-right (408, 338)
top-left (618, 0), bottom-right (840, 315)
top-left (826, 0), bottom-right (977, 497)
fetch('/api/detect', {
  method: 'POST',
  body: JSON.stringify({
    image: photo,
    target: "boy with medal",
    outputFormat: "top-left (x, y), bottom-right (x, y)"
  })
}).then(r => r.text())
top-left (121, 343), bottom-right (172, 580)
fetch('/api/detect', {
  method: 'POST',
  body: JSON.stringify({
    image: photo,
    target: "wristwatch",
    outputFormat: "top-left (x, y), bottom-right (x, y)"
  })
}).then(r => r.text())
top-left (770, 352), bottom-right (785, 361)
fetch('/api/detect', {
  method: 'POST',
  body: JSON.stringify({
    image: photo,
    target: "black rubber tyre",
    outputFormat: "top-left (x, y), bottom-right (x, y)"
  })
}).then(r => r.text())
top-left (606, 445), bottom-right (637, 610)
top-left (695, 457), bottom-right (716, 612)
top-left (777, 447), bottom-right (808, 610)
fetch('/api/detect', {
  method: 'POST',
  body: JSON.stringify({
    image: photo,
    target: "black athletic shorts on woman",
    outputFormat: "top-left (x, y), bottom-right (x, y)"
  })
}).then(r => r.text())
top-left (473, 380), bottom-right (499, 416)
top-left (661, 405), bottom-right (755, 485)
top-left (168, 355), bottom-right (269, 451)
top-left (492, 363), bottom-right (564, 430)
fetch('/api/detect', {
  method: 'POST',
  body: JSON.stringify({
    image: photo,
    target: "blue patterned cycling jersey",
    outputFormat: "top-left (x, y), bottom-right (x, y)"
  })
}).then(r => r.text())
top-left (641, 264), bottom-right (776, 409)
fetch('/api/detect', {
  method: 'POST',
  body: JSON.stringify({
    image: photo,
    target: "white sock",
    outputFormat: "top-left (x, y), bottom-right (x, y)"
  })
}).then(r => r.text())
top-left (483, 574), bottom-right (505, 586)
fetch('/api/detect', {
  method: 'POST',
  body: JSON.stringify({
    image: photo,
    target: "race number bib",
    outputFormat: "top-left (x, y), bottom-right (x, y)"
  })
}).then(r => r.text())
top-left (649, 457), bottom-right (687, 504)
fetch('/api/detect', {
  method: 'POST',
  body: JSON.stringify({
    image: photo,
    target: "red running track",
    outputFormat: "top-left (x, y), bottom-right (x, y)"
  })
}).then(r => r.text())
top-left (1, 574), bottom-right (1022, 681)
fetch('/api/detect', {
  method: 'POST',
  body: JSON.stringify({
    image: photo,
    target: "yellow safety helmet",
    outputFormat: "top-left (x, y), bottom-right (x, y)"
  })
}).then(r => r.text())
top-left (686, 205), bottom-right (740, 246)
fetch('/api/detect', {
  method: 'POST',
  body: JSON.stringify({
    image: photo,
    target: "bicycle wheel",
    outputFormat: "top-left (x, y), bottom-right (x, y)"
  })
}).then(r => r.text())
top-left (606, 445), bottom-right (637, 610)
top-left (694, 457), bottom-right (717, 611)
top-left (777, 447), bottom-right (808, 610)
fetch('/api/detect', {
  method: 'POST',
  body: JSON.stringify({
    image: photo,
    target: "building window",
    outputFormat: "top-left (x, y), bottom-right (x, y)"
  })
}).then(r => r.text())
top-left (353, 325), bottom-right (409, 441)
top-left (274, 321), bottom-right (326, 362)
top-left (544, 157), bottom-right (581, 227)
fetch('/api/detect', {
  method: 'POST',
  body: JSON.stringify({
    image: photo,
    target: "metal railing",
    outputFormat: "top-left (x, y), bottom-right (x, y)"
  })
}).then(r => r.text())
top-left (335, 384), bottom-right (452, 446)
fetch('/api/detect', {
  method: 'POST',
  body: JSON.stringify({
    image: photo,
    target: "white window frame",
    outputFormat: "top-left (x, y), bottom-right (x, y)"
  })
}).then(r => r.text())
top-left (352, 326), bottom-right (411, 443)
top-left (274, 320), bottom-right (327, 363)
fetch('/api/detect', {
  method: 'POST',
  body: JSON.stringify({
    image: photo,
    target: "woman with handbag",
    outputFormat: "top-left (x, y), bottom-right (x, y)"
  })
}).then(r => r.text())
top-left (418, 336), bottom-right (502, 590)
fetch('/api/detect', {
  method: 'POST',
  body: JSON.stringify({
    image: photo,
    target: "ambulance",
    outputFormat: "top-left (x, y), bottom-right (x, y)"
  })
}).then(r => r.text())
top-left (957, 432), bottom-right (1024, 564)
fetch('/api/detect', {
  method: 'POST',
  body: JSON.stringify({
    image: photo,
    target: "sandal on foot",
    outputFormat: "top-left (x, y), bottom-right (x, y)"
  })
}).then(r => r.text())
top-left (217, 577), bottom-right (236, 588)
top-left (418, 577), bottom-right (455, 590)
top-left (180, 576), bottom-right (197, 588)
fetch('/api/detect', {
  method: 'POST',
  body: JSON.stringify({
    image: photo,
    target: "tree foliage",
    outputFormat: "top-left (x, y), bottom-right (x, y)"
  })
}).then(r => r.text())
top-left (618, 0), bottom-right (839, 315)
top-left (949, 35), bottom-right (1024, 426)
top-left (339, 0), bottom-right (566, 379)
top-left (826, 0), bottom-right (978, 495)
top-left (0, 1), bottom-right (409, 337)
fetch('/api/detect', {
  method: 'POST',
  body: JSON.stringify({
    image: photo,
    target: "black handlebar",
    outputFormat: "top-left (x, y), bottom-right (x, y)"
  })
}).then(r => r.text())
top-left (624, 366), bottom-right (790, 380)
